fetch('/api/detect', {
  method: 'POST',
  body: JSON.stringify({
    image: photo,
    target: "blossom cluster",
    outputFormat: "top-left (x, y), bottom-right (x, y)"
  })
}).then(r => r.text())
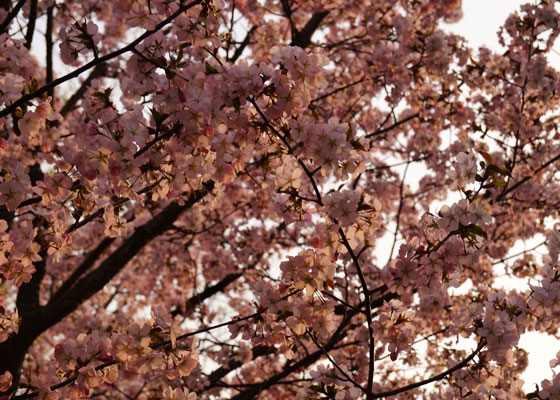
top-left (280, 249), bottom-right (336, 295)
top-left (0, 220), bottom-right (42, 288)
top-left (297, 364), bottom-right (362, 400)
top-left (448, 151), bottom-right (478, 188)
top-left (0, 296), bottom-right (18, 343)
top-left (47, 307), bottom-right (198, 398)
top-left (371, 304), bottom-right (416, 361)
top-left (289, 117), bottom-right (365, 178)
top-left (4, 0), bottom-right (560, 398)
top-left (59, 21), bottom-right (101, 66)
top-left (230, 280), bottom-right (336, 350)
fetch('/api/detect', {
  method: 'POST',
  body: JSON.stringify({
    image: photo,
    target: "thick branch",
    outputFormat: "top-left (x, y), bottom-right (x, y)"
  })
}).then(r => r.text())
top-left (15, 249), bottom-right (47, 318)
top-left (42, 182), bottom-right (214, 330)
top-left (59, 63), bottom-right (106, 117)
top-left (0, 183), bottom-right (213, 380)
top-left (45, 5), bottom-right (54, 99)
top-left (371, 339), bottom-right (486, 398)
top-left (291, 11), bottom-right (329, 48)
top-left (49, 237), bottom-right (115, 303)
top-left (0, 0), bottom-right (25, 34)
top-left (23, 0), bottom-right (37, 49)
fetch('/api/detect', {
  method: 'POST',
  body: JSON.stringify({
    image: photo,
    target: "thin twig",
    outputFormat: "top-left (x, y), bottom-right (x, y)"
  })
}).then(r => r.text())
top-left (45, 5), bottom-right (54, 99)
top-left (388, 159), bottom-right (410, 263)
top-left (24, 0), bottom-right (37, 49)
top-left (306, 330), bottom-right (367, 395)
top-left (365, 113), bottom-right (419, 139)
top-left (0, 0), bottom-right (203, 118)
top-left (12, 312), bottom-right (263, 399)
top-left (0, 0), bottom-right (26, 34)
top-left (371, 339), bottom-right (486, 398)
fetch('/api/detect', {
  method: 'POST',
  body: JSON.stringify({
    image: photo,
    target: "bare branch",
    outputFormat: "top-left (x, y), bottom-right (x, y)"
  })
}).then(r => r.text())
top-left (59, 64), bottom-right (107, 117)
top-left (371, 339), bottom-right (486, 398)
top-left (45, 5), bottom-right (54, 99)
top-left (228, 26), bottom-right (256, 63)
top-left (0, 0), bottom-right (26, 34)
top-left (0, 0), bottom-right (203, 118)
top-left (49, 237), bottom-right (115, 303)
top-left (291, 11), bottom-right (329, 48)
top-left (365, 113), bottom-right (420, 139)
top-left (23, 0), bottom-right (37, 49)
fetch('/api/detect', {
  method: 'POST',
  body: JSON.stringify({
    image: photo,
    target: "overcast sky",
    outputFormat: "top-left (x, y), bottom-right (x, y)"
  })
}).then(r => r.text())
top-left (25, 0), bottom-right (558, 391)
top-left (445, 0), bottom-right (559, 390)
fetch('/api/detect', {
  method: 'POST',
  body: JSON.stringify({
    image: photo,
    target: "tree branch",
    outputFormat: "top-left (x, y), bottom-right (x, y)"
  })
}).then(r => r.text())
top-left (291, 11), bottom-right (329, 48)
top-left (45, 5), bottom-right (54, 99)
top-left (12, 310), bottom-right (263, 399)
top-left (173, 272), bottom-right (243, 317)
top-left (229, 306), bottom-right (357, 400)
top-left (0, 0), bottom-right (25, 34)
top-left (0, 0), bottom-right (203, 118)
top-left (307, 330), bottom-right (367, 395)
top-left (16, 248), bottom-right (47, 318)
top-left (23, 0), bottom-right (37, 49)
top-left (496, 152), bottom-right (560, 201)
top-left (228, 26), bottom-right (256, 63)
top-left (337, 227), bottom-right (375, 397)
top-left (365, 113), bottom-right (420, 139)
top-left (388, 159), bottom-right (409, 263)
top-left (49, 237), bottom-right (115, 303)
top-left (310, 77), bottom-right (366, 104)
top-left (59, 63), bottom-right (106, 117)
top-left (371, 339), bottom-right (486, 398)
top-left (42, 181), bottom-right (214, 331)
top-left (203, 345), bottom-right (275, 390)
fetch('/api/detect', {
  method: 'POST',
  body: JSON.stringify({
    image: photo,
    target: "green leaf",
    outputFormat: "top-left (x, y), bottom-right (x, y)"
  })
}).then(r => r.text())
top-left (465, 224), bottom-right (488, 240)
top-left (475, 148), bottom-right (494, 165)
top-left (205, 61), bottom-right (218, 75)
top-left (357, 202), bottom-right (373, 211)
top-left (276, 310), bottom-right (293, 320)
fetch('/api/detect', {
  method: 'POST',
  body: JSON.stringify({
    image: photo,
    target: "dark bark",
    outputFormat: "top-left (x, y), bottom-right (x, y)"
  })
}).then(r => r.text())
top-left (0, 0), bottom-right (25, 34)
top-left (49, 237), bottom-right (115, 303)
top-left (42, 182), bottom-right (213, 332)
top-left (15, 254), bottom-right (46, 319)
top-left (59, 64), bottom-right (106, 117)
top-left (204, 345), bottom-right (275, 389)
top-left (45, 5), bottom-right (54, 99)
top-left (290, 11), bottom-right (329, 48)
top-left (0, 0), bottom-right (203, 119)
top-left (0, 182), bottom-right (213, 382)
top-left (23, 0), bottom-right (37, 49)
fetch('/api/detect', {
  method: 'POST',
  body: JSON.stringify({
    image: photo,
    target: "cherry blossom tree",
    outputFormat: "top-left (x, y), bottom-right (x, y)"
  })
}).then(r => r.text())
top-left (1, 0), bottom-right (560, 398)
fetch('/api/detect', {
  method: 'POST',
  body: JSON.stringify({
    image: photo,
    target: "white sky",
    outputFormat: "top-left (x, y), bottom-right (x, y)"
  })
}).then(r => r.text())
top-left (445, 0), bottom-right (527, 50)
top-left (24, 0), bottom-right (558, 393)
top-left (444, 0), bottom-right (559, 390)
